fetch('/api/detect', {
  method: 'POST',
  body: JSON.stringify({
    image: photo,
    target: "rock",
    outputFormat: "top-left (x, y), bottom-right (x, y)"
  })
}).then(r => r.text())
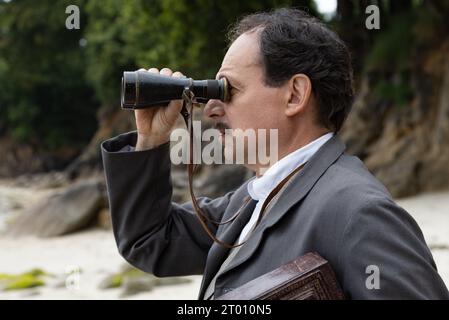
top-left (12, 171), bottom-right (69, 189)
top-left (341, 40), bottom-right (449, 197)
top-left (6, 180), bottom-right (105, 237)
top-left (0, 135), bottom-right (80, 179)
top-left (99, 264), bottom-right (191, 297)
top-left (120, 276), bottom-right (158, 297)
top-left (96, 208), bottom-right (112, 230)
top-left (171, 169), bottom-right (190, 202)
top-left (195, 165), bottom-right (252, 198)
top-left (120, 274), bottom-right (190, 297)
top-left (170, 164), bottom-right (252, 203)
top-left (66, 106), bottom-right (135, 180)
top-left (0, 137), bottom-right (43, 178)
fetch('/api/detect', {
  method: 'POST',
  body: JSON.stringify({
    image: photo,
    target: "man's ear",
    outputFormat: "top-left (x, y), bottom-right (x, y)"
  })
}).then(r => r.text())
top-left (285, 74), bottom-right (312, 117)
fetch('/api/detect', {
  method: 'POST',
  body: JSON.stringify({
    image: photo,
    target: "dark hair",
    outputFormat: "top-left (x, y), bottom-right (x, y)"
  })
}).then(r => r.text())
top-left (228, 8), bottom-right (354, 132)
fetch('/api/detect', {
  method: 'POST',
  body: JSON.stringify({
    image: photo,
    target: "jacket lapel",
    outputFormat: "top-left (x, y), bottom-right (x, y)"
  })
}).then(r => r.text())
top-left (216, 135), bottom-right (346, 280)
top-left (198, 194), bottom-right (257, 299)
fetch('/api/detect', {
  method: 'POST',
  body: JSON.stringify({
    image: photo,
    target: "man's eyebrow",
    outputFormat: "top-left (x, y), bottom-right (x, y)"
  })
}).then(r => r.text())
top-left (216, 72), bottom-right (244, 87)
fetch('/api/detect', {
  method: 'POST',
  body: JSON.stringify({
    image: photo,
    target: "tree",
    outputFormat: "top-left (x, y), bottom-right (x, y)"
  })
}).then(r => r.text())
top-left (0, 0), bottom-right (320, 152)
top-left (83, 0), bottom-right (320, 107)
top-left (0, 0), bottom-right (98, 148)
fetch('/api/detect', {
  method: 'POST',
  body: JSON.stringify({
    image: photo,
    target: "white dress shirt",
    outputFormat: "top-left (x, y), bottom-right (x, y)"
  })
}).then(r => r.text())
top-left (238, 132), bottom-right (334, 243)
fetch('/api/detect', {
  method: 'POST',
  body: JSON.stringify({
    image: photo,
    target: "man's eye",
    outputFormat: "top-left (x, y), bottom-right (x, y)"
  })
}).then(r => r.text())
top-left (229, 85), bottom-right (238, 96)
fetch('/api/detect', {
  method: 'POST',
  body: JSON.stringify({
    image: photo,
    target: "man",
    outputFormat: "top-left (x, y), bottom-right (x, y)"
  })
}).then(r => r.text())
top-left (101, 8), bottom-right (449, 299)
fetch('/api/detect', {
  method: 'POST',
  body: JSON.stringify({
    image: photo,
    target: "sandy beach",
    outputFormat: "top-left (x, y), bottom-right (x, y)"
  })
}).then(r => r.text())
top-left (0, 182), bottom-right (448, 299)
top-left (0, 228), bottom-right (203, 299)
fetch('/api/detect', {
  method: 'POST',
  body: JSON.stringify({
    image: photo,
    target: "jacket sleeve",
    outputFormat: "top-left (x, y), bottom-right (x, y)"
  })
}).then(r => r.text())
top-left (101, 131), bottom-right (232, 277)
top-left (338, 196), bottom-right (449, 299)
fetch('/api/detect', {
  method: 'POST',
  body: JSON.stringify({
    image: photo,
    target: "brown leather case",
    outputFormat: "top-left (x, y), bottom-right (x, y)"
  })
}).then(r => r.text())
top-left (216, 252), bottom-right (345, 300)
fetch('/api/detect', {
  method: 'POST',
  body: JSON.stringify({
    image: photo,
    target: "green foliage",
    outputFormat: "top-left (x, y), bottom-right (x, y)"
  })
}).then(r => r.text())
top-left (326, 1), bottom-right (448, 111)
top-left (0, 0), bottom-right (318, 150)
top-left (108, 274), bottom-right (124, 288)
top-left (1, 0), bottom-right (447, 152)
top-left (101, 267), bottom-right (143, 289)
top-left (364, 5), bottom-right (446, 73)
top-left (1, 0), bottom-right (445, 151)
top-left (365, 13), bottom-right (414, 72)
top-left (374, 72), bottom-right (413, 107)
top-left (0, 0), bottom-right (98, 148)
top-left (0, 268), bottom-right (48, 291)
top-left (413, 5), bottom-right (447, 47)
top-left (83, 0), bottom-right (319, 106)
top-left (360, 3), bottom-right (448, 108)
top-left (3, 275), bottom-right (44, 291)
top-left (99, 265), bottom-right (191, 292)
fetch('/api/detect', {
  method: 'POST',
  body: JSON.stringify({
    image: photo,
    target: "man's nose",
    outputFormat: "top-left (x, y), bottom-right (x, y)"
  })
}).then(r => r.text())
top-left (204, 99), bottom-right (225, 119)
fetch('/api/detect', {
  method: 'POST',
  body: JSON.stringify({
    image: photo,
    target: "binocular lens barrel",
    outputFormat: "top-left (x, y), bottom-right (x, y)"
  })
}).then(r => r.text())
top-left (121, 71), bottom-right (229, 109)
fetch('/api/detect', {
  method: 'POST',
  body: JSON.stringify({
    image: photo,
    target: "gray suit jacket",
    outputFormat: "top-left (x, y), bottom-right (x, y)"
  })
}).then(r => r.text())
top-left (101, 131), bottom-right (449, 299)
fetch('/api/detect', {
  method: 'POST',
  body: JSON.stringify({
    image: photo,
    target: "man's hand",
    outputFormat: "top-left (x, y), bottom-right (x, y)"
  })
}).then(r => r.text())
top-left (134, 67), bottom-right (185, 151)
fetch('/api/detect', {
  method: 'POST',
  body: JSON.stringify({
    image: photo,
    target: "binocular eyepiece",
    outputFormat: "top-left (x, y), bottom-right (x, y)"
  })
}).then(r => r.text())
top-left (121, 71), bottom-right (229, 109)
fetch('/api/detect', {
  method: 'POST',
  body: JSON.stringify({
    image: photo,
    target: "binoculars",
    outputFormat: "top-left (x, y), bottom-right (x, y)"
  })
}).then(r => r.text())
top-left (121, 70), bottom-right (230, 109)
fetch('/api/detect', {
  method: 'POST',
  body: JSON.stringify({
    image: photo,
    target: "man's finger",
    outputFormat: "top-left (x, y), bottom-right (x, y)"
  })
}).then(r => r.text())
top-left (172, 71), bottom-right (185, 78)
top-left (160, 67), bottom-right (173, 76)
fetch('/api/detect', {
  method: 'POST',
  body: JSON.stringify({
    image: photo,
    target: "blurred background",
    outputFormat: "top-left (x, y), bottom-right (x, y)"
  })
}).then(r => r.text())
top-left (0, 0), bottom-right (448, 299)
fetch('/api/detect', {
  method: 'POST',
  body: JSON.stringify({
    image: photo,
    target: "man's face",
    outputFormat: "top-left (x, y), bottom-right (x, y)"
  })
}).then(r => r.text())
top-left (204, 31), bottom-right (288, 166)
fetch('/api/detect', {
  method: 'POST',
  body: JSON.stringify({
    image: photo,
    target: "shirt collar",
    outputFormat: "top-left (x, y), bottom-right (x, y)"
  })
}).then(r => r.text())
top-left (247, 132), bottom-right (334, 201)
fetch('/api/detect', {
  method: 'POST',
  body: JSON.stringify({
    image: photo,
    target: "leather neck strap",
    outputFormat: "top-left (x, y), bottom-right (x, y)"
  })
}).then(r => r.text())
top-left (180, 89), bottom-right (306, 248)
top-left (181, 90), bottom-right (242, 249)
